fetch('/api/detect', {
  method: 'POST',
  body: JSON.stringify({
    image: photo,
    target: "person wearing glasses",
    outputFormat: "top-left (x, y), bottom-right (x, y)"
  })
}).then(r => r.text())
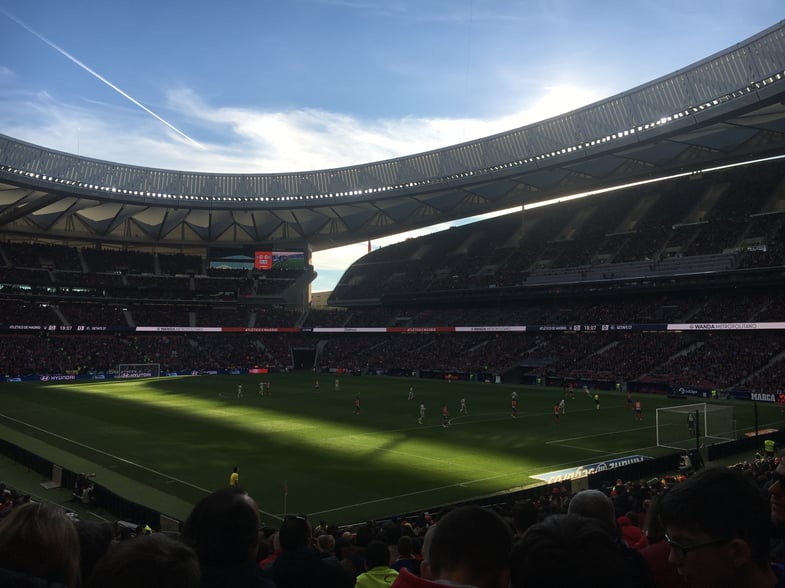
top-left (640, 495), bottom-right (689, 587)
top-left (658, 466), bottom-right (785, 587)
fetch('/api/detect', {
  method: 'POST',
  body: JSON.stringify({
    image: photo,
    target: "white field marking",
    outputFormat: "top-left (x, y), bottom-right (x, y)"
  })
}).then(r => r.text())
top-left (552, 443), bottom-right (607, 454)
top-left (381, 411), bottom-right (543, 434)
top-left (316, 409), bottom-right (776, 516)
top-left (435, 407), bottom-right (602, 428)
top-left (327, 411), bottom-right (607, 467)
top-left (308, 475), bottom-right (507, 517)
top-left (0, 412), bottom-right (283, 521)
top-left (444, 412), bottom-right (522, 426)
top-left (0, 413), bottom-right (208, 490)
top-left (344, 412), bottom-right (519, 437)
top-left (379, 445), bottom-right (500, 475)
top-left (307, 442), bottom-right (664, 518)
top-left (380, 447), bottom-right (449, 465)
top-left (547, 424), bottom-right (655, 446)
top-left (313, 422), bottom-right (500, 473)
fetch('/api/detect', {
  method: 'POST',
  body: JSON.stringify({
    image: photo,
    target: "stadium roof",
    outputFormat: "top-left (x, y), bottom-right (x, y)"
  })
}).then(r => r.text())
top-left (1, 21), bottom-right (785, 252)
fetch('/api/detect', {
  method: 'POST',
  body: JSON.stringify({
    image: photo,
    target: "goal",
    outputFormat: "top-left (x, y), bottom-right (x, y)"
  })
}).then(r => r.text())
top-left (116, 363), bottom-right (161, 379)
top-left (656, 402), bottom-right (735, 451)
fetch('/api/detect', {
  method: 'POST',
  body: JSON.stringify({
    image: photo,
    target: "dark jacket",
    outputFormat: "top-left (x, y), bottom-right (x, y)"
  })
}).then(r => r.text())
top-left (200, 562), bottom-right (276, 588)
top-left (0, 567), bottom-right (69, 588)
top-left (270, 547), bottom-right (353, 588)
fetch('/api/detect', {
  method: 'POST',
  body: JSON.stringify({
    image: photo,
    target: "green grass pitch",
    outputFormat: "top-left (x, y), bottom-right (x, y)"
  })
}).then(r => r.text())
top-left (0, 374), bottom-right (780, 525)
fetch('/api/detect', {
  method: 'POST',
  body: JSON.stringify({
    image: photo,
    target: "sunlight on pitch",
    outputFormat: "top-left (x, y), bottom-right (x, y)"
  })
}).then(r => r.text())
top-left (46, 378), bottom-right (535, 493)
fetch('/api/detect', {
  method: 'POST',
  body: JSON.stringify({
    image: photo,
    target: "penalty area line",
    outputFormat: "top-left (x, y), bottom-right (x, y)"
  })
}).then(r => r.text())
top-left (548, 424), bottom-right (654, 445)
top-left (551, 442), bottom-right (607, 454)
top-left (310, 441), bottom-right (667, 520)
top-left (308, 473), bottom-right (510, 518)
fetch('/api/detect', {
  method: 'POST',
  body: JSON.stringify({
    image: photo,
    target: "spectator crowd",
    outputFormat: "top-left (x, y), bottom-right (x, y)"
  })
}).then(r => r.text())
top-left (5, 452), bottom-right (785, 587)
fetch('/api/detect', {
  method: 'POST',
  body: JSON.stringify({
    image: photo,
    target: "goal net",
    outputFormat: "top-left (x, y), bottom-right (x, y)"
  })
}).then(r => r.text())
top-left (116, 363), bottom-right (161, 379)
top-left (656, 402), bottom-right (735, 451)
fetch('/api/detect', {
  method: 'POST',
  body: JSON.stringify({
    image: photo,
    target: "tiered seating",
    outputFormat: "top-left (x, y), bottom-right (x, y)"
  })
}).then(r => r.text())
top-left (330, 159), bottom-right (785, 303)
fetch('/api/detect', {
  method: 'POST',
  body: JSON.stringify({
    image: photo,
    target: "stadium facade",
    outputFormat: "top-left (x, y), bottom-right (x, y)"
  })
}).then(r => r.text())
top-left (4, 19), bottom-right (785, 533)
top-left (0, 20), bottom-right (784, 393)
top-left (0, 21), bottom-right (784, 254)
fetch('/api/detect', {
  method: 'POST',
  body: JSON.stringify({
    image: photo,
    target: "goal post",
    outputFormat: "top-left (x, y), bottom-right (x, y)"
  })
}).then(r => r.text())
top-left (656, 402), bottom-right (735, 451)
top-left (116, 363), bottom-right (161, 379)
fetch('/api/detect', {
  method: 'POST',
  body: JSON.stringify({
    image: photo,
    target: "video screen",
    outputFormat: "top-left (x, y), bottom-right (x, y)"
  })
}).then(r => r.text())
top-left (209, 247), bottom-right (305, 270)
top-left (256, 251), bottom-right (305, 271)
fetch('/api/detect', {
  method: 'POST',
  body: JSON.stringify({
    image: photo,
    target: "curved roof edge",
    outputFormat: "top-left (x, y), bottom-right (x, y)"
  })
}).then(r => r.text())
top-left (1, 20), bottom-right (784, 210)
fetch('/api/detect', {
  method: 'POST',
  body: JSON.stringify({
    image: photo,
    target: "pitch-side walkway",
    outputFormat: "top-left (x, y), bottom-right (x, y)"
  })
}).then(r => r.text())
top-left (0, 422), bottom-right (194, 523)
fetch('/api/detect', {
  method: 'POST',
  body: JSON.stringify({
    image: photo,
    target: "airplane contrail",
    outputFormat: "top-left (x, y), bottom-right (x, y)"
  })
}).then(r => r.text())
top-left (0, 7), bottom-right (204, 149)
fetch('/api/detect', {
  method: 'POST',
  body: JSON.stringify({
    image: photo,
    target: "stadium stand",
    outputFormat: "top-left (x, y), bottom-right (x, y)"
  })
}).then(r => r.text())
top-left (2, 20), bottom-right (785, 585)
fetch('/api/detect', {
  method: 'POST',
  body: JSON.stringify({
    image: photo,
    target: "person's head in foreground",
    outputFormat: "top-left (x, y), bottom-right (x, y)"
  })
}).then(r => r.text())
top-left (658, 466), bottom-right (780, 588)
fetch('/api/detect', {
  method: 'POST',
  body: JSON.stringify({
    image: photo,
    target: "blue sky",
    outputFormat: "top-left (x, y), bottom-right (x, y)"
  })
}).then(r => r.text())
top-left (0, 1), bottom-right (782, 292)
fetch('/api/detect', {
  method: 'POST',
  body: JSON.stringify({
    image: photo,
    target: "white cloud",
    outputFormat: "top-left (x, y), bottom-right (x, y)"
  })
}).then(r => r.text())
top-left (1, 78), bottom-right (605, 174)
top-left (0, 80), bottom-right (604, 292)
top-left (170, 82), bottom-right (604, 172)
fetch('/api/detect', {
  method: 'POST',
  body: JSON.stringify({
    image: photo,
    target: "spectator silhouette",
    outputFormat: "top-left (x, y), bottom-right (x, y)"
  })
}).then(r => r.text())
top-left (567, 489), bottom-right (654, 586)
top-left (617, 515), bottom-right (648, 550)
top-left (391, 535), bottom-right (420, 577)
top-left (391, 505), bottom-right (512, 588)
top-left (180, 486), bottom-right (275, 588)
top-left (0, 501), bottom-right (81, 587)
top-left (639, 495), bottom-right (689, 587)
top-left (87, 533), bottom-right (200, 588)
top-left (349, 523), bottom-right (374, 577)
top-left (567, 489), bottom-right (617, 535)
top-left (269, 514), bottom-right (353, 588)
top-left (75, 519), bottom-right (115, 586)
top-left (659, 466), bottom-right (784, 587)
top-left (511, 513), bottom-right (649, 588)
top-left (511, 499), bottom-right (539, 541)
top-left (355, 539), bottom-right (398, 587)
